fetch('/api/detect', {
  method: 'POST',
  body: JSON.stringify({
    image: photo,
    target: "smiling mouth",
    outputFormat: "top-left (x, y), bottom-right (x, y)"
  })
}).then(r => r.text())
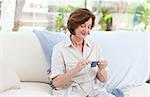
top-left (82, 33), bottom-right (88, 36)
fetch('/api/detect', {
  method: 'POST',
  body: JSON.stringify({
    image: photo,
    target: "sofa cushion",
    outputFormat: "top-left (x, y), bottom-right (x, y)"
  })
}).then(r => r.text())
top-left (0, 46), bottom-right (20, 92)
top-left (124, 83), bottom-right (149, 97)
top-left (1, 32), bottom-right (49, 83)
top-left (0, 82), bottom-right (53, 97)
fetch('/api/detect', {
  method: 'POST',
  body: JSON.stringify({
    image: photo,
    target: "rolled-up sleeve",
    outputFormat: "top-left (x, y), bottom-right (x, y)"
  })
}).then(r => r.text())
top-left (50, 45), bottom-right (65, 79)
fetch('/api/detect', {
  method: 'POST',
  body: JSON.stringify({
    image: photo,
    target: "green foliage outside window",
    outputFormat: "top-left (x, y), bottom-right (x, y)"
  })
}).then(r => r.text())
top-left (56, 5), bottom-right (75, 32)
top-left (133, 3), bottom-right (150, 29)
top-left (98, 9), bottom-right (112, 31)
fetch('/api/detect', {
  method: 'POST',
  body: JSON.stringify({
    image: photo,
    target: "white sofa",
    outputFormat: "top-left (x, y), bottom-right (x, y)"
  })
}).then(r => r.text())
top-left (0, 30), bottom-right (149, 97)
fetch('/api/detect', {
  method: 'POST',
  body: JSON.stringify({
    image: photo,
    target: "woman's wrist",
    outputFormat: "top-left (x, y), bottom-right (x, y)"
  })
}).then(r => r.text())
top-left (97, 68), bottom-right (107, 82)
top-left (98, 68), bottom-right (106, 72)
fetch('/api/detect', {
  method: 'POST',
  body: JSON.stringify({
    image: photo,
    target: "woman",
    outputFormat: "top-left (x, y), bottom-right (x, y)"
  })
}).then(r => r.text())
top-left (50, 8), bottom-right (115, 97)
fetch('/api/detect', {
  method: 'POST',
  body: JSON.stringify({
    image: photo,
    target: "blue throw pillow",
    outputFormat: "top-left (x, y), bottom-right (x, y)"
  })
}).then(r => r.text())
top-left (33, 30), bottom-right (67, 66)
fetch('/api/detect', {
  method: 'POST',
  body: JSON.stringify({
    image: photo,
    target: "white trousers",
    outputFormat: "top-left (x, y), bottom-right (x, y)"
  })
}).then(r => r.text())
top-left (53, 88), bottom-right (116, 97)
top-left (53, 81), bottom-right (116, 97)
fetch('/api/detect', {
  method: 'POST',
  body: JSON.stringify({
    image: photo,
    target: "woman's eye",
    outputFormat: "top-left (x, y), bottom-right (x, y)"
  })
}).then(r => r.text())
top-left (88, 26), bottom-right (91, 29)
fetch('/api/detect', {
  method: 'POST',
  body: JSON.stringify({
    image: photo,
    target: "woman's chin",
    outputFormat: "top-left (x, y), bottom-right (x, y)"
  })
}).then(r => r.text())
top-left (81, 36), bottom-right (87, 39)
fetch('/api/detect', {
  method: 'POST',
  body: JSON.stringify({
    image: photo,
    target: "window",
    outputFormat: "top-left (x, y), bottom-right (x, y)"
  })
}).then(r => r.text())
top-left (0, 0), bottom-right (2, 30)
top-left (0, 0), bottom-right (149, 32)
top-left (17, 0), bottom-right (85, 32)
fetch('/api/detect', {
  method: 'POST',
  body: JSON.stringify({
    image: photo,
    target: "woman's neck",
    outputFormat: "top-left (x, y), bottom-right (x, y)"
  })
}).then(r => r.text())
top-left (71, 35), bottom-right (84, 47)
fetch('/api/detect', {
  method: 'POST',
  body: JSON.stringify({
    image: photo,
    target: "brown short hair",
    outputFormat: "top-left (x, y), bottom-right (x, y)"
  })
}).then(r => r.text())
top-left (67, 8), bottom-right (95, 35)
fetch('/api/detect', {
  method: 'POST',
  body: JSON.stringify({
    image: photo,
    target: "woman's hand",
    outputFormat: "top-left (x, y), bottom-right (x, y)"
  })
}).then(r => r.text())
top-left (97, 59), bottom-right (108, 70)
top-left (97, 59), bottom-right (108, 83)
top-left (75, 60), bottom-right (91, 72)
top-left (52, 60), bottom-right (91, 88)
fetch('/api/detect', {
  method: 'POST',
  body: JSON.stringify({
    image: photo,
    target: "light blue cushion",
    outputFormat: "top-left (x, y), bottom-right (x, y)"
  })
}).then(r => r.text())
top-left (33, 30), bottom-right (67, 66)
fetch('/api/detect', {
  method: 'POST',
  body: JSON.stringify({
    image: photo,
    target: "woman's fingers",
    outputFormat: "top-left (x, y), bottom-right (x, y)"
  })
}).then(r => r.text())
top-left (98, 59), bottom-right (108, 69)
top-left (77, 60), bottom-right (91, 70)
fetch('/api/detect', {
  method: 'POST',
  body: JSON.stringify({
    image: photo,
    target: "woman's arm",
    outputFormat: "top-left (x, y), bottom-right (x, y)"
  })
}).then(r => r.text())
top-left (97, 69), bottom-right (107, 83)
top-left (96, 60), bottom-right (108, 83)
top-left (52, 66), bottom-right (79, 88)
top-left (52, 60), bottom-right (90, 88)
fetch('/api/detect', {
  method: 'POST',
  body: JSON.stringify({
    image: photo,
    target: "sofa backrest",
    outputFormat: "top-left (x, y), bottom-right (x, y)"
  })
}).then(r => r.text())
top-left (88, 31), bottom-right (149, 91)
top-left (0, 30), bottom-right (149, 90)
top-left (0, 31), bottom-right (49, 83)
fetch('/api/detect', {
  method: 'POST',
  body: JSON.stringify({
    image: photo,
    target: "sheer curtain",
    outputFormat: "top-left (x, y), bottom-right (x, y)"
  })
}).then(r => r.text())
top-left (12, 0), bottom-right (25, 31)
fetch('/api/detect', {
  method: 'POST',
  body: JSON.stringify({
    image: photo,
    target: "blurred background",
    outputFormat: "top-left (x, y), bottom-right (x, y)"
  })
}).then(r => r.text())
top-left (0, 0), bottom-right (149, 32)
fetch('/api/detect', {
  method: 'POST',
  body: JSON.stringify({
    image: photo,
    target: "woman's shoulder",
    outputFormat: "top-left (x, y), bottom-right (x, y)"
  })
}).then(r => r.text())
top-left (53, 36), bottom-right (71, 49)
top-left (53, 40), bottom-right (66, 49)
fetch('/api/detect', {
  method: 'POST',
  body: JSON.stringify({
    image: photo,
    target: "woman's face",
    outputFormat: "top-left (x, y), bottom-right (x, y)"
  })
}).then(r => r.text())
top-left (74, 18), bottom-right (92, 39)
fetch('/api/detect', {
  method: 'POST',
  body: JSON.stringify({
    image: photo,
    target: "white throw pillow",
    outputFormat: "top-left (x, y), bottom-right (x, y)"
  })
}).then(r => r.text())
top-left (2, 32), bottom-right (50, 83)
top-left (0, 40), bottom-right (20, 93)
